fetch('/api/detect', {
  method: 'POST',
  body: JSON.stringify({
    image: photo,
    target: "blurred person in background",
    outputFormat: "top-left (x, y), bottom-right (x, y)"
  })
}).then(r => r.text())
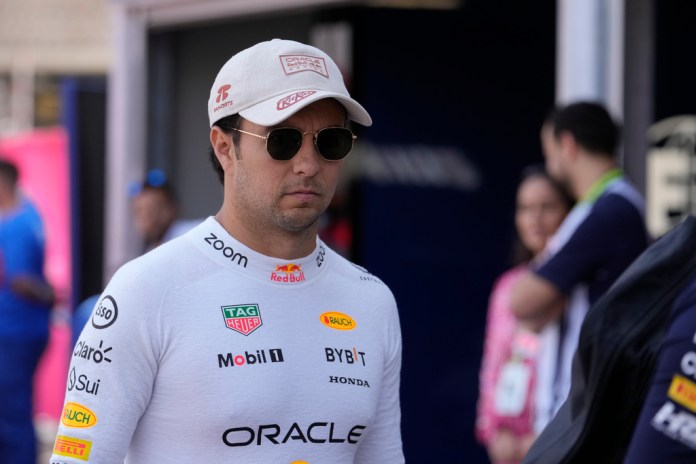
top-left (510, 102), bottom-right (650, 430)
top-left (130, 168), bottom-right (202, 253)
top-left (0, 158), bottom-right (55, 464)
top-left (476, 165), bottom-right (574, 464)
top-left (71, 170), bottom-right (202, 348)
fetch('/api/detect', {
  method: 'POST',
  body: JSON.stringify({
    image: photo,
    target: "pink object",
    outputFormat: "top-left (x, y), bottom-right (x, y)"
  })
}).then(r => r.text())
top-left (0, 127), bottom-right (72, 421)
top-left (475, 265), bottom-right (538, 450)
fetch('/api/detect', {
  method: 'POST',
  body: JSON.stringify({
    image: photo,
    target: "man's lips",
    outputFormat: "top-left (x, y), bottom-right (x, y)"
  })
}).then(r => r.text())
top-left (286, 189), bottom-right (320, 202)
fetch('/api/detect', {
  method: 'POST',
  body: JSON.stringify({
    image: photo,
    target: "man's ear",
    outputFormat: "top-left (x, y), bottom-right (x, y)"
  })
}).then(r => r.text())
top-left (210, 127), bottom-right (236, 168)
top-left (558, 131), bottom-right (579, 161)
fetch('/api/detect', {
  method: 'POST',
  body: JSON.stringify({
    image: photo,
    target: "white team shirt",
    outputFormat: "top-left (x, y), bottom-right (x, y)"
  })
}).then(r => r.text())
top-left (51, 217), bottom-right (404, 463)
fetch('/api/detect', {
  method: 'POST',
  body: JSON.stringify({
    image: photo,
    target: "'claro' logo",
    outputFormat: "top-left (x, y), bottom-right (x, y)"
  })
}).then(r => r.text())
top-left (320, 312), bottom-right (356, 331)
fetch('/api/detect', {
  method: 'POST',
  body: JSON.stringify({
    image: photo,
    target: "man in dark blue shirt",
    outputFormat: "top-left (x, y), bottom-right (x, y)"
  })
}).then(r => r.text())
top-left (510, 102), bottom-right (650, 431)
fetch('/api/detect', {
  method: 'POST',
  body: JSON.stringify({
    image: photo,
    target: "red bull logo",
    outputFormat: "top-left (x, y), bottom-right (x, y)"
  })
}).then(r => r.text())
top-left (222, 304), bottom-right (262, 335)
top-left (271, 263), bottom-right (305, 283)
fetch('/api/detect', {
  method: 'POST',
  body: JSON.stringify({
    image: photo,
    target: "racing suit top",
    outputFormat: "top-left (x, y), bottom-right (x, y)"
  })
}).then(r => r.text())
top-left (623, 275), bottom-right (696, 462)
top-left (51, 216), bottom-right (404, 463)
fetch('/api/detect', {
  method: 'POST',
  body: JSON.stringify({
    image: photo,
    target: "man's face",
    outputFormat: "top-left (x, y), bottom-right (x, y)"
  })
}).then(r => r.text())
top-left (540, 123), bottom-right (568, 185)
top-left (132, 189), bottom-right (176, 245)
top-left (226, 99), bottom-right (346, 236)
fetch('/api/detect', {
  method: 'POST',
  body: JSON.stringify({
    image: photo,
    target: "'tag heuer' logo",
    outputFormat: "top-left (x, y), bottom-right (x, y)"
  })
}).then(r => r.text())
top-left (62, 402), bottom-right (97, 428)
top-left (271, 263), bottom-right (305, 283)
top-left (320, 311), bottom-right (356, 331)
top-left (53, 435), bottom-right (92, 461)
top-left (222, 304), bottom-right (262, 335)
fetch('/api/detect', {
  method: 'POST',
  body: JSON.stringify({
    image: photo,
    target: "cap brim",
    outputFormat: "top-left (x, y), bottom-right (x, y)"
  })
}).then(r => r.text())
top-left (239, 90), bottom-right (372, 127)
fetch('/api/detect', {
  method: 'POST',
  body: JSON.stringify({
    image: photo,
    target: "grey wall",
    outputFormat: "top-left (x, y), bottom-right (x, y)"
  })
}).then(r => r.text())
top-left (148, 13), bottom-right (314, 219)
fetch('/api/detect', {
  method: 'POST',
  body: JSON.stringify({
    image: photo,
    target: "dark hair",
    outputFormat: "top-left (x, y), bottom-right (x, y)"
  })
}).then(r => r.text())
top-left (511, 163), bottom-right (575, 264)
top-left (129, 169), bottom-right (178, 204)
top-left (0, 158), bottom-right (19, 187)
top-left (552, 101), bottom-right (620, 156)
top-left (209, 114), bottom-right (242, 185)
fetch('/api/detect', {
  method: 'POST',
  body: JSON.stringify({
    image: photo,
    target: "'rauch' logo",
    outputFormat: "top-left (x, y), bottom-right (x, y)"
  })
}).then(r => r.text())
top-left (320, 311), bottom-right (356, 331)
top-left (62, 402), bottom-right (97, 428)
top-left (222, 304), bottom-right (262, 335)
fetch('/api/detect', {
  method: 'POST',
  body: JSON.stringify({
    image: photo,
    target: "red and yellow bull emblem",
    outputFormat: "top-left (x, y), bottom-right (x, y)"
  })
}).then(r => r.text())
top-left (668, 374), bottom-right (696, 412)
top-left (62, 402), bottom-right (97, 428)
top-left (320, 311), bottom-right (356, 331)
top-left (53, 435), bottom-right (92, 461)
top-left (271, 263), bottom-right (305, 284)
top-left (222, 304), bottom-right (262, 335)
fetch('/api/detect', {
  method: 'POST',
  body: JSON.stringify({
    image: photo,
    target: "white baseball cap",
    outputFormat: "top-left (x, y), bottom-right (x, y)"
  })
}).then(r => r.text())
top-left (208, 38), bottom-right (372, 128)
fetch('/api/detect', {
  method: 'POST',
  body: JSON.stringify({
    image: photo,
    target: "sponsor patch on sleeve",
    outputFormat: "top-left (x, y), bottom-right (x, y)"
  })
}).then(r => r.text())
top-left (53, 435), bottom-right (92, 461)
top-left (668, 374), bottom-right (696, 413)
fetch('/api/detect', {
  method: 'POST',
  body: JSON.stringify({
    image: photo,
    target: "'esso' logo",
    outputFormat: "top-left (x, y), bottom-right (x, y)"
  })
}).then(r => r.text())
top-left (92, 295), bottom-right (118, 329)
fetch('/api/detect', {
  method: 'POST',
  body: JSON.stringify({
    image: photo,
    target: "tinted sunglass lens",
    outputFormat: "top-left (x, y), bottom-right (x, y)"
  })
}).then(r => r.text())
top-left (267, 128), bottom-right (303, 160)
top-left (316, 128), bottom-right (353, 160)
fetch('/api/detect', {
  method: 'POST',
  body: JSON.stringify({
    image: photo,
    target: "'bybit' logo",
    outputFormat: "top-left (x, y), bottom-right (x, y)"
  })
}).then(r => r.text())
top-left (325, 347), bottom-right (366, 366)
top-left (320, 312), bottom-right (356, 331)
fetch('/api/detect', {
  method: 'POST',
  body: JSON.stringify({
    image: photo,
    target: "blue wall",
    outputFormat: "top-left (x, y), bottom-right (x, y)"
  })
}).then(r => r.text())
top-left (354, 4), bottom-right (556, 461)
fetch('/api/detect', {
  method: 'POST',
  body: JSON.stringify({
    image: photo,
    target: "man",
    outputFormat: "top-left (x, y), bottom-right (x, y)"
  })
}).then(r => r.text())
top-left (510, 101), bottom-right (649, 430)
top-left (51, 39), bottom-right (404, 463)
top-left (130, 169), bottom-right (201, 253)
top-left (0, 158), bottom-right (54, 464)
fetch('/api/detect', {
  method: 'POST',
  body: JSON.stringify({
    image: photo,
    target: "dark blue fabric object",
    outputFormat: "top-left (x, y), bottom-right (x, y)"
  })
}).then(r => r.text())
top-left (523, 215), bottom-right (696, 463)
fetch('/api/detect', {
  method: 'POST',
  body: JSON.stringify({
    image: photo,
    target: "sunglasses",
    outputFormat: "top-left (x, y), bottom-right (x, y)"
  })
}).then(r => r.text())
top-left (231, 127), bottom-right (356, 161)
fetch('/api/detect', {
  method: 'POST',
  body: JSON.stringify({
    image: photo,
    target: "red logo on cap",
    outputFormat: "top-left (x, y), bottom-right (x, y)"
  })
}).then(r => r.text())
top-left (277, 90), bottom-right (317, 111)
top-left (216, 84), bottom-right (232, 103)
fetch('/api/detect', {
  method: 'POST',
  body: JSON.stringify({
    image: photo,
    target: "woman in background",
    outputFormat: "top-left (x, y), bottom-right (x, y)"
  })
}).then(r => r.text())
top-left (476, 165), bottom-right (574, 464)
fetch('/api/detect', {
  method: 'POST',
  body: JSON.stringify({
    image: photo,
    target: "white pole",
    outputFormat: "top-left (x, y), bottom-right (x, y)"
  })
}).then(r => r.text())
top-left (104, 3), bottom-right (147, 282)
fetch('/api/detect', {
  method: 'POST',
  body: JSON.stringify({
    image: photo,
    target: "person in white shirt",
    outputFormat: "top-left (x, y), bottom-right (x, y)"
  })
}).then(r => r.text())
top-left (51, 38), bottom-right (404, 463)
